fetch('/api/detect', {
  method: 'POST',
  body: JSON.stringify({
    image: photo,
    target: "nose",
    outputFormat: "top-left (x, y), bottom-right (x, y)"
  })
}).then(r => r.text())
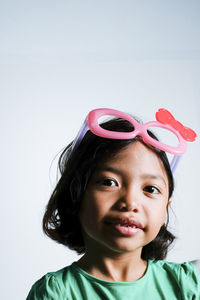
top-left (116, 187), bottom-right (141, 212)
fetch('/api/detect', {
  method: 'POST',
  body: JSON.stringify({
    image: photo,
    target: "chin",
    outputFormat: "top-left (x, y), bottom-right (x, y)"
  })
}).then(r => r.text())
top-left (104, 239), bottom-right (143, 254)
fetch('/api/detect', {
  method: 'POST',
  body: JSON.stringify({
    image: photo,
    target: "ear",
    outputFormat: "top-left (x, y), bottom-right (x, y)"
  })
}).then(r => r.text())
top-left (167, 198), bottom-right (172, 210)
top-left (163, 198), bottom-right (172, 225)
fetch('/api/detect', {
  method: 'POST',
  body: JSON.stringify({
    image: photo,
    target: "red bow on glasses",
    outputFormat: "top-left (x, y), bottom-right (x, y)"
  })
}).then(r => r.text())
top-left (156, 109), bottom-right (197, 142)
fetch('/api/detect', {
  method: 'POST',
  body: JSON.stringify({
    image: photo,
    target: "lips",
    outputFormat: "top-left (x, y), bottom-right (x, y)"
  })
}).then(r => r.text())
top-left (104, 217), bottom-right (144, 231)
top-left (104, 217), bottom-right (144, 236)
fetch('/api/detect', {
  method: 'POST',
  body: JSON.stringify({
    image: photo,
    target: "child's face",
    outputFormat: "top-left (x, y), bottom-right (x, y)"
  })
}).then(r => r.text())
top-left (79, 141), bottom-right (171, 255)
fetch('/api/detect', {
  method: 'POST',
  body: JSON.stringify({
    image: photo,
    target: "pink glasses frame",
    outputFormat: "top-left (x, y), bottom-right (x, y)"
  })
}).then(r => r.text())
top-left (70, 108), bottom-right (197, 173)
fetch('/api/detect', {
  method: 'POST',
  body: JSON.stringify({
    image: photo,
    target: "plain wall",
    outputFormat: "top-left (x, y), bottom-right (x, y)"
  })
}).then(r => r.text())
top-left (1, 1), bottom-right (200, 299)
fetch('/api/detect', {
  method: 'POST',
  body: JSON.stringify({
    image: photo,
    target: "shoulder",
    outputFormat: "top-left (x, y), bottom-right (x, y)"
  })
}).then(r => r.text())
top-left (26, 265), bottom-right (71, 300)
top-left (151, 259), bottom-right (200, 276)
top-left (149, 260), bottom-right (200, 297)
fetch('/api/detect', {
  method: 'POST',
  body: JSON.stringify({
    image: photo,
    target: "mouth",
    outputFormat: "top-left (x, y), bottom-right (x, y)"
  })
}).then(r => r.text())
top-left (104, 217), bottom-right (144, 236)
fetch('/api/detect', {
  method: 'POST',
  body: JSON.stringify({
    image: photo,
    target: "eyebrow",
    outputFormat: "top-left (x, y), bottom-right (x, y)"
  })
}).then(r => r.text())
top-left (140, 174), bottom-right (167, 186)
top-left (97, 167), bottom-right (167, 186)
top-left (98, 166), bottom-right (123, 175)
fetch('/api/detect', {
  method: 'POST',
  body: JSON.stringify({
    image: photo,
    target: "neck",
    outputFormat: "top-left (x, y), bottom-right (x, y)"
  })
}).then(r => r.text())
top-left (76, 245), bottom-right (147, 282)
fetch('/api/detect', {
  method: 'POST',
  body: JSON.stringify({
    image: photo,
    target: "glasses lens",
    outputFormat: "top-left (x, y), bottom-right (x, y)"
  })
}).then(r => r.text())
top-left (99, 115), bottom-right (135, 133)
top-left (147, 126), bottom-right (179, 148)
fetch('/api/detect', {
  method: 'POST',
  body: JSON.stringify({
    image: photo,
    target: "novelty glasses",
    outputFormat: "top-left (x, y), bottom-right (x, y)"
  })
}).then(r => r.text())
top-left (70, 108), bottom-right (197, 173)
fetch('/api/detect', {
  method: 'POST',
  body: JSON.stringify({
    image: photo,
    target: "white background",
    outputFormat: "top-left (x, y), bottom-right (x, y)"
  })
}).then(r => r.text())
top-left (1, 1), bottom-right (200, 299)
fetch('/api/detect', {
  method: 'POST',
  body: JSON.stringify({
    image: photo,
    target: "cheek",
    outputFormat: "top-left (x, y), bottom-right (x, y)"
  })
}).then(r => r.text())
top-left (79, 194), bottom-right (106, 227)
top-left (147, 204), bottom-right (168, 226)
top-left (79, 196), bottom-right (109, 240)
top-left (79, 205), bottom-right (95, 237)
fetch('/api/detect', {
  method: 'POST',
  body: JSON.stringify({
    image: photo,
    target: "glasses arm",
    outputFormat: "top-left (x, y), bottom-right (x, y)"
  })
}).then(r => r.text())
top-left (70, 118), bottom-right (89, 154)
top-left (170, 155), bottom-right (182, 173)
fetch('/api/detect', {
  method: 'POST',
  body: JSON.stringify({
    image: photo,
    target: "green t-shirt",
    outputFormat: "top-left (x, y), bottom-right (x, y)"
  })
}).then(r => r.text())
top-left (27, 260), bottom-right (200, 299)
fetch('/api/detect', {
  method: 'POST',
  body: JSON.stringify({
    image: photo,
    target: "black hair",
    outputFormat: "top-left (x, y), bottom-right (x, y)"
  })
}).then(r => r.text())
top-left (43, 116), bottom-right (175, 260)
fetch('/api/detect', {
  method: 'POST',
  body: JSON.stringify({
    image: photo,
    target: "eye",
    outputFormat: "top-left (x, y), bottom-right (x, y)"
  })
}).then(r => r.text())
top-left (144, 185), bottom-right (160, 194)
top-left (101, 178), bottom-right (118, 187)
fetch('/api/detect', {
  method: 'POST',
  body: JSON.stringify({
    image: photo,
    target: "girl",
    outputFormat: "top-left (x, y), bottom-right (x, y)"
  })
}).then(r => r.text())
top-left (27, 108), bottom-right (199, 299)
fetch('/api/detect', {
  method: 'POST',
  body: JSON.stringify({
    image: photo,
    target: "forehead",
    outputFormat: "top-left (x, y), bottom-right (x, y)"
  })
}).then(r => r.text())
top-left (99, 141), bottom-right (169, 182)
